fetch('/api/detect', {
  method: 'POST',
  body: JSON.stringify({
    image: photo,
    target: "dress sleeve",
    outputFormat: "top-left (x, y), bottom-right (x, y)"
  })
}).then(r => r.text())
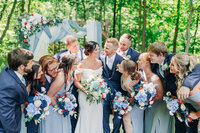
top-left (75, 68), bottom-right (84, 75)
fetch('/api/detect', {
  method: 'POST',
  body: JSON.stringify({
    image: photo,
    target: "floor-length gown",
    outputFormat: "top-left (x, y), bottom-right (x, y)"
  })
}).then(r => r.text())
top-left (39, 80), bottom-right (73, 133)
top-left (75, 67), bottom-right (103, 133)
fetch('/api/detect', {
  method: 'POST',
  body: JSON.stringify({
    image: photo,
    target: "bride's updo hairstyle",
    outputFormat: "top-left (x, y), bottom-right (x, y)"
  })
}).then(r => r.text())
top-left (84, 41), bottom-right (99, 56)
top-left (172, 53), bottom-right (198, 90)
top-left (121, 59), bottom-right (141, 80)
top-left (60, 54), bottom-right (77, 88)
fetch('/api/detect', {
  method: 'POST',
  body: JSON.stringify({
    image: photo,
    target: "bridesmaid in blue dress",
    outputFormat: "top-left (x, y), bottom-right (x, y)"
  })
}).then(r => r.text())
top-left (40, 55), bottom-right (78, 133)
top-left (170, 53), bottom-right (200, 133)
top-left (118, 59), bottom-right (143, 133)
top-left (21, 62), bottom-right (44, 133)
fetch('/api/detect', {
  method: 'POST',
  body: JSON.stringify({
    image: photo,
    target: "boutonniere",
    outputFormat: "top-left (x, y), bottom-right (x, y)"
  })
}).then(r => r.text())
top-left (126, 55), bottom-right (131, 59)
top-left (161, 63), bottom-right (169, 71)
top-left (115, 63), bottom-right (120, 71)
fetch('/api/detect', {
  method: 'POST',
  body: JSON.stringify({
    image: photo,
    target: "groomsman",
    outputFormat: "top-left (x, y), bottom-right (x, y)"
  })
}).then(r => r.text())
top-left (0, 48), bottom-right (33, 133)
top-left (100, 38), bottom-right (126, 133)
top-left (54, 35), bottom-right (86, 133)
top-left (117, 33), bottom-right (140, 63)
top-left (54, 35), bottom-right (86, 62)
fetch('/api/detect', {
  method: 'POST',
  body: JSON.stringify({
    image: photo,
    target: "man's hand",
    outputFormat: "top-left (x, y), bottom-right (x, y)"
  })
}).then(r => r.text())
top-left (189, 111), bottom-right (199, 120)
top-left (177, 86), bottom-right (190, 101)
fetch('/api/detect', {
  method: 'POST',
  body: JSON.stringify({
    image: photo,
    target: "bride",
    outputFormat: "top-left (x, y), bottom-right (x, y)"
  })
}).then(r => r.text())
top-left (74, 41), bottom-right (103, 133)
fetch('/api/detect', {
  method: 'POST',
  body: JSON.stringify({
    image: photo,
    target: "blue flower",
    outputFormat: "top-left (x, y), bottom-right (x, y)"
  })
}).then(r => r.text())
top-left (40, 100), bottom-right (47, 108)
top-left (59, 102), bottom-right (65, 109)
top-left (115, 92), bottom-right (122, 97)
top-left (64, 102), bottom-right (74, 111)
top-left (25, 103), bottom-right (39, 116)
top-left (63, 110), bottom-right (69, 117)
top-left (28, 97), bottom-right (34, 103)
top-left (135, 93), bottom-right (147, 103)
top-left (168, 99), bottom-right (179, 113)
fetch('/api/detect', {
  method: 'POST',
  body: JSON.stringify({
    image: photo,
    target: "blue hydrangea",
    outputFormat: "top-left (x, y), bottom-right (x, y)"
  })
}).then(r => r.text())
top-left (135, 93), bottom-right (147, 103)
top-left (25, 103), bottom-right (39, 116)
top-left (115, 92), bottom-right (122, 97)
top-left (64, 102), bottom-right (74, 111)
top-left (168, 99), bottom-right (179, 113)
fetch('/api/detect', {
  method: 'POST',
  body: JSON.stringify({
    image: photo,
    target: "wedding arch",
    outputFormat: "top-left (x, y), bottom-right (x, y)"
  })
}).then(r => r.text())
top-left (16, 13), bottom-right (107, 60)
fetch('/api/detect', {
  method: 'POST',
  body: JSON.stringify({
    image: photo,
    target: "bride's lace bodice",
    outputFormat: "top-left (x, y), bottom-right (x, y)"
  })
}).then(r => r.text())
top-left (75, 67), bottom-right (103, 81)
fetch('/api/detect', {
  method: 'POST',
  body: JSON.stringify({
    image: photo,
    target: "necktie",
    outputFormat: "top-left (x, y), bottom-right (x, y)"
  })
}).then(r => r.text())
top-left (21, 77), bottom-right (26, 86)
top-left (123, 52), bottom-right (126, 56)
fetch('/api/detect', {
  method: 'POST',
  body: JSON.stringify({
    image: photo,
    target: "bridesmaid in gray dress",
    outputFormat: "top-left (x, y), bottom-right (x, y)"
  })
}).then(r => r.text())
top-left (138, 53), bottom-right (175, 133)
top-left (170, 53), bottom-right (200, 133)
top-left (40, 55), bottom-right (77, 133)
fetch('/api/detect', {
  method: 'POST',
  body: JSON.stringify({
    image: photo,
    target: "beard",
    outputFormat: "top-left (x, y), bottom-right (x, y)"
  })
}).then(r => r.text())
top-left (24, 67), bottom-right (32, 73)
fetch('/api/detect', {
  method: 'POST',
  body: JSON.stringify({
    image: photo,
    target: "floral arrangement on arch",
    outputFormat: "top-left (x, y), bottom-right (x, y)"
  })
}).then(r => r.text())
top-left (23, 91), bottom-right (51, 124)
top-left (15, 13), bottom-right (63, 49)
top-left (81, 74), bottom-right (111, 104)
top-left (53, 92), bottom-right (77, 117)
top-left (128, 82), bottom-right (157, 109)
top-left (163, 92), bottom-right (192, 126)
top-left (112, 92), bottom-right (132, 118)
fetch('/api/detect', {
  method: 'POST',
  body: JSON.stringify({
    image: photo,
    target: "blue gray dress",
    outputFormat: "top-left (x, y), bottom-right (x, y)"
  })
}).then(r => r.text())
top-left (144, 75), bottom-right (175, 133)
top-left (121, 76), bottom-right (144, 133)
top-left (39, 80), bottom-right (73, 133)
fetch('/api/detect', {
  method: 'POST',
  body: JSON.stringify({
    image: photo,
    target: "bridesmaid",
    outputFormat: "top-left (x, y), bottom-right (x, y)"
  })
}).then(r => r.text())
top-left (170, 53), bottom-right (200, 133)
top-left (118, 59), bottom-right (141, 133)
top-left (138, 53), bottom-right (174, 133)
top-left (40, 55), bottom-right (77, 133)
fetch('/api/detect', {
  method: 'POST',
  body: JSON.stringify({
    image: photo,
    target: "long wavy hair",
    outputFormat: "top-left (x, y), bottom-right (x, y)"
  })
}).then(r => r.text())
top-left (172, 53), bottom-right (198, 91)
top-left (60, 54), bottom-right (77, 89)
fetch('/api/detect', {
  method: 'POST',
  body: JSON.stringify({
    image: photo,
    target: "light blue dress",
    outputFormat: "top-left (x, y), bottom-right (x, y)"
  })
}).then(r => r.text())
top-left (144, 75), bottom-right (175, 133)
top-left (121, 76), bottom-right (144, 133)
top-left (39, 80), bottom-right (73, 133)
top-left (20, 113), bottom-right (27, 133)
top-left (185, 91), bottom-right (200, 111)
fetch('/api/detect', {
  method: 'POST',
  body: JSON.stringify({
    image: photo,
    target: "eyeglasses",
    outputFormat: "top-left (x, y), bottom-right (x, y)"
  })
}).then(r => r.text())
top-left (47, 66), bottom-right (58, 72)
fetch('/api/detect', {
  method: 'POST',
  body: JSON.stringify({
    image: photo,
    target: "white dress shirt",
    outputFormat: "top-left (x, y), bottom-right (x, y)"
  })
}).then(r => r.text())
top-left (106, 53), bottom-right (116, 70)
top-left (14, 71), bottom-right (26, 85)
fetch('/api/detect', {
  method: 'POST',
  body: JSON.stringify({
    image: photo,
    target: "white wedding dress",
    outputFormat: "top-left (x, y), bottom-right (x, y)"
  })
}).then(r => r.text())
top-left (75, 67), bottom-right (103, 133)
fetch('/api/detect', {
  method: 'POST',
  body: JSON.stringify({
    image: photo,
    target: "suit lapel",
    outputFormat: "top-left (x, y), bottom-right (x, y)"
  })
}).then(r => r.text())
top-left (103, 56), bottom-right (110, 77)
top-left (7, 69), bottom-right (28, 95)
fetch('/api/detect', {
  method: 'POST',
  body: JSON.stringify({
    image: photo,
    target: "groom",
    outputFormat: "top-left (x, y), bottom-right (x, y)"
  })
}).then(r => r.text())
top-left (100, 38), bottom-right (126, 133)
top-left (0, 48), bottom-right (34, 133)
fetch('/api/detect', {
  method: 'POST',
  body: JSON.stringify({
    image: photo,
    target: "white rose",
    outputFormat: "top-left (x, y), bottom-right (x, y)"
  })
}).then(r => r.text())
top-left (64, 98), bottom-right (70, 103)
top-left (41, 87), bottom-right (46, 93)
top-left (93, 92), bottom-right (98, 98)
top-left (118, 97), bottom-right (124, 102)
top-left (103, 93), bottom-right (106, 98)
top-left (149, 101), bottom-right (154, 105)
top-left (58, 98), bottom-right (63, 102)
top-left (166, 91), bottom-right (171, 96)
top-left (34, 100), bottom-right (42, 107)
top-left (139, 102), bottom-right (145, 107)
top-left (105, 89), bottom-right (109, 94)
top-left (120, 110), bottom-right (125, 115)
top-left (58, 109), bottom-right (63, 114)
top-left (74, 103), bottom-right (78, 107)
top-left (169, 111), bottom-right (174, 116)
top-left (180, 104), bottom-right (186, 111)
top-left (45, 111), bottom-right (50, 116)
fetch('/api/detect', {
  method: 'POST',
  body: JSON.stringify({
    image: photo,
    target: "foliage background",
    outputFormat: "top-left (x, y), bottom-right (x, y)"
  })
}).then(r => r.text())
top-left (0, 0), bottom-right (200, 70)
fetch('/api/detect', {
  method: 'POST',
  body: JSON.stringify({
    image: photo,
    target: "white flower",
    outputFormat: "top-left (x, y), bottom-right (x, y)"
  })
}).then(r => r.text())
top-left (93, 92), bottom-right (99, 98)
top-left (34, 100), bottom-right (42, 107)
top-left (139, 102), bottom-right (145, 107)
top-left (74, 103), bottom-right (78, 107)
top-left (64, 98), bottom-right (70, 102)
top-left (45, 111), bottom-right (50, 116)
top-left (120, 110), bottom-right (125, 115)
top-left (177, 116), bottom-right (183, 122)
top-left (149, 101), bottom-right (154, 105)
top-left (118, 97), bottom-right (124, 102)
top-left (131, 91), bottom-right (135, 97)
top-left (44, 107), bottom-right (48, 111)
top-left (169, 111), bottom-right (174, 116)
top-left (58, 109), bottom-right (63, 114)
top-left (166, 91), bottom-right (171, 96)
top-left (128, 106), bottom-right (132, 111)
top-left (58, 98), bottom-right (63, 102)
top-left (41, 87), bottom-right (46, 93)
top-left (105, 89), bottom-right (109, 94)
top-left (180, 104), bottom-right (186, 111)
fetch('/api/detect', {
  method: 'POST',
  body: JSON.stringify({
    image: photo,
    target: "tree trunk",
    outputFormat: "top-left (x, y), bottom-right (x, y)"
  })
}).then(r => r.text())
top-left (142, 0), bottom-right (147, 52)
top-left (138, 0), bottom-right (142, 52)
top-left (28, 0), bottom-right (31, 13)
top-left (118, 5), bottom-right (122, 39)
top-left (0, 0), bottom-right (17, 44)
top-left (185, 1), bottom-right (194, 53)
top-left (21, 0), bottom-right (25, 13)
top-left (192, 8), bottom-right (199, 53)
top-left (172, 0), bottom-right (180, 53)
top-left (0, 0), bottom-right (8, 21)
top-left (81, 0), bottom-right (86, 21)
top-left (75, 0), bottom-right (78, 21)
top-left (113, 0), bottom-right (117, 37)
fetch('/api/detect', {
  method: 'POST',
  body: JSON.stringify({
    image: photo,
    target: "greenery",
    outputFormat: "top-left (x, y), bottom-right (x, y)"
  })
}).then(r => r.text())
top-left (0, 0), bottom-right (200, 70)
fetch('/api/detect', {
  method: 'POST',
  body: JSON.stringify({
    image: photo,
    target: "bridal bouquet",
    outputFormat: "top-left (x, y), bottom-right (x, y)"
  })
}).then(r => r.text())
top-left (128, 82), bottom-right (157, 109)
top-left (81, 75), bottom-right (110, 104)
top-left (163, 92), bottom-right (192, 126)
top-left (112, 92), bottom-right (132, 117)
top-left (53, 92), bottom-right (77, 117)
top-left (23, 92), bottom-right (51, 124)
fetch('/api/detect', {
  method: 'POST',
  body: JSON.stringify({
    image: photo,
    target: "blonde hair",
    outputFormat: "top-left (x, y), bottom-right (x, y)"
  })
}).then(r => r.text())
top-left (65, 35), bottom-right (77, 46)
top-left (106, 38), bottom-right (119, 48)
top-left (173, 53), bottom-right (198, 90)
top-left (148, 41), bottom-right (168, 57)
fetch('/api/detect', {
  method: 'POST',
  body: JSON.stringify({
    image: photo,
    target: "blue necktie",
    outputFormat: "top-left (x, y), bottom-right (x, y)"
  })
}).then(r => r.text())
top-left (21, 77), bottom-right (26, 86)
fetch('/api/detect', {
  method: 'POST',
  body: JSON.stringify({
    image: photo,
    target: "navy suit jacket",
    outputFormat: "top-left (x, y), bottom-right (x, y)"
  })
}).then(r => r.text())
top-left (100, 53), bottom-right (126, 96)
top-left (152, 53), bottom-right (177, 96)
top-left (126, 48), bottom-right (140, 63)
top-left (0, 66), bottom-right (28, 133)
top-left (182, 64), bottom-right (200, 89)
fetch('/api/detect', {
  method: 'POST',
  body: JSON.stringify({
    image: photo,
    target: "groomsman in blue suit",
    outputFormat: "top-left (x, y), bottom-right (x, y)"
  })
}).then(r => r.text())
top-left (117, 33), bottom-right (140, 63)
top-left (100, 38), bottom-right (126, 133)
top-left (0, 48), bottom-right (34, 133)
top-left (54, 35), bottom-right (86, 133)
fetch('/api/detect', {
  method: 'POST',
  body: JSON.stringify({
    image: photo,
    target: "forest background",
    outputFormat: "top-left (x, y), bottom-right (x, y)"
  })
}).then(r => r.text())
top-left (0, 0), bottom-right (200, 70)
